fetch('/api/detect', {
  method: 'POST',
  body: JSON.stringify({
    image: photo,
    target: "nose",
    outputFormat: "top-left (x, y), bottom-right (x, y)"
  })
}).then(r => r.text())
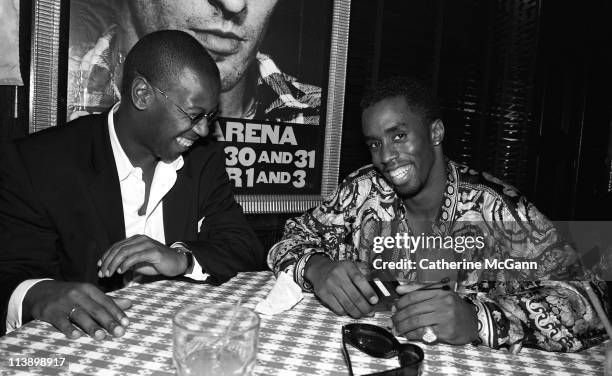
top-left (192, 120), bottom-right (210, 138)
top-left (380, 142), bottom-right (398, 165)
top-left (209, 0), bottom-right (247, 15)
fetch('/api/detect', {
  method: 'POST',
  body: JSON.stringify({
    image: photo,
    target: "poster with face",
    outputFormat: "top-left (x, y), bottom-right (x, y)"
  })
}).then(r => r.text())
top-left (67, 0), bottom-right (336, 200)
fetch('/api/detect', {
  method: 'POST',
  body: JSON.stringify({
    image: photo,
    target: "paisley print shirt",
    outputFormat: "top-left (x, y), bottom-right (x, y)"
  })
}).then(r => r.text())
top-left (268, 159), bottom-right (608, 352)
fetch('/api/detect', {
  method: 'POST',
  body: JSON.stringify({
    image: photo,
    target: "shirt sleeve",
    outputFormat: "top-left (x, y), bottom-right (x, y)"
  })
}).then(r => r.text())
top-left (464, 280), bottom-right (608, 352)
top-left (268, 178), bottom-right (359, 291)
top-left (6, 279), bottom-right (52, 333)
top-left (170, 242), bottom-right (208, 281)
top-left (461, 192), bottom-right (608, 352)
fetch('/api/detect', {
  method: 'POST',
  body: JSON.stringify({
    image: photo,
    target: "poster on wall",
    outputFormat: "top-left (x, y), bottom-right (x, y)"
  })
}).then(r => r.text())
top-left (65, 0), bottom-right (335, 198)
top-left (0, 0), bottom-right (23, 85)
top-left (29, 0), bottom-right (349, 212)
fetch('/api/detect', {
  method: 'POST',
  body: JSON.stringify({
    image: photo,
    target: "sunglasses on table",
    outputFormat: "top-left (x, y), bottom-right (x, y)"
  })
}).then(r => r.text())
top-left (342, 323), bottom-right (423, 376)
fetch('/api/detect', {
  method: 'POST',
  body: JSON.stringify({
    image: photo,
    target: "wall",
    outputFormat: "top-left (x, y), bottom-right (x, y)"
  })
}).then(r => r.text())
top-left (0, 0), bottom-right (31, 141)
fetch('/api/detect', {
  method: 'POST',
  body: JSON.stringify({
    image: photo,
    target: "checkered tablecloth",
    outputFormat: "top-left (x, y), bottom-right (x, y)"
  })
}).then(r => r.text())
top-left (0, 271), bottom-right (607, 375)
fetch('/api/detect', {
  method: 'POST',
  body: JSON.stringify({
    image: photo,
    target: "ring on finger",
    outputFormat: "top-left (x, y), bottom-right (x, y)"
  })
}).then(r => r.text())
top-left (67, 305), bottom-right (80, 321)
top-left (422, 326), bottom-right (437, 343)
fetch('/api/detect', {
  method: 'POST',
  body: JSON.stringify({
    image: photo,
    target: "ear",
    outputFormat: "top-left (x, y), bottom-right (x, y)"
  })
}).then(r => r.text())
top-left (430, 119), bottom-right (445, 146)
top-left (131, 77), bottom-right (153, 110)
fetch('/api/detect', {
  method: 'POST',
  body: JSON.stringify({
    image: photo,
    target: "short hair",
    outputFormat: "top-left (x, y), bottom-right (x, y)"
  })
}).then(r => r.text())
top-left (121, 30), bottom-right (220, 95)
top-left (360, 77), bottom-right (441, 125)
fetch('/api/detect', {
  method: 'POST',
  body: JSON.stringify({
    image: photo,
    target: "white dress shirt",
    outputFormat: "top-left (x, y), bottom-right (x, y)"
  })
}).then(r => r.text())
top-left (6, 103), bottom-right (207, 332)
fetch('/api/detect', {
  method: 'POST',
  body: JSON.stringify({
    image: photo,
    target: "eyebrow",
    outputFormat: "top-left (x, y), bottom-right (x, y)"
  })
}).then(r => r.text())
top-left (364, 123), bottom-right (408, 140)
top-left (383, 124), bottom-right (408, 134)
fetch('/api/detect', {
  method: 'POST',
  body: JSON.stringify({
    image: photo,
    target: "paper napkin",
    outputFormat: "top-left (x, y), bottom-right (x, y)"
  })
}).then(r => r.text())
top-left (255, 272), bottom-right (303, 315)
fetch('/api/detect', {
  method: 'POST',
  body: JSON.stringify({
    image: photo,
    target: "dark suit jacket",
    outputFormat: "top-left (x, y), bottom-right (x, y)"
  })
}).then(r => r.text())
top-left (0, 112), bottom-right (265, 335)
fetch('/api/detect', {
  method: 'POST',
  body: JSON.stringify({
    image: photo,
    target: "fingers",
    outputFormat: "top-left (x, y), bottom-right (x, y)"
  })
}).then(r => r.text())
top-left (355, 261), bottom-right (371, 276)
top-left (336, 285), bottom-right (367, 318)
top-left (98, 236), bottom-right (154, 277)
top-left (392, 301), bottom-right (438, 335)
top-left (98, 235), bottom-right (145, 268)
top-left (68, 304), bottom-right (108, 340)
top-left (321, 294), bottom-right (345, 316)
top-left (55, 313), bottom-right (82, 339)
top-left (396, 283), bottom-right (428, 294)
top-left (113, 298), bottom-right (132, 311)
top-left (25, 281), bottom-right (132, 341)
top-left (391, 291), bottom-right (478, 344)
top-left (348, 266), bottom-right (379, 305)
top-left (335, 263), bottom-right (378, 317)
top-left (313, 261), bottom-right (378, 318)
top-left (393, 298), bottom-right (437, 323)
top-left (392, 309), bottom-right (439, 338)
top-left (89, 291), bottom-right (131, 329)
top-left (69, 286), bottom-right (131, 340)
top-left (114, 250), bottom-right (154, 275)
top-left (318, 279), bottom-right (364, 318)
top-left (402, 324), bottom-right (441, 342)
top-left (395, 289), bottom-right (448, 310)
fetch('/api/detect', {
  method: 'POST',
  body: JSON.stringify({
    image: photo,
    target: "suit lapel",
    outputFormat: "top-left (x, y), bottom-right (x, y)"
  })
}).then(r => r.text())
top-left (163, 170), bottom-right (194, 244)
top-left (86, 113), bottom-right (126, 243)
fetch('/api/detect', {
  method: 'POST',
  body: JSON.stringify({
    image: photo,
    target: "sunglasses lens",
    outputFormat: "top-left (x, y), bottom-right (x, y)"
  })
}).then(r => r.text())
top-left (343, 324), bottom-right (399, 359)
top-left (397, 344), bottom-right (424, 367)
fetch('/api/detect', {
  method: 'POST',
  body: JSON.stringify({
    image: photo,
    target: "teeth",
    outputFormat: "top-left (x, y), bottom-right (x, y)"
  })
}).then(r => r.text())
top-left (176, 137), bottom-right (194, 148)
top-left (389, 166), bottom-right (410, 179)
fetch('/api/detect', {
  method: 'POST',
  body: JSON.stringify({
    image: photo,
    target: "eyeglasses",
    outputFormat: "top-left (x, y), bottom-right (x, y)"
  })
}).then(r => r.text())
top-left (136, 71), bottom-right (219, 127)
top-left (342, 323), bottom-right (423, 376)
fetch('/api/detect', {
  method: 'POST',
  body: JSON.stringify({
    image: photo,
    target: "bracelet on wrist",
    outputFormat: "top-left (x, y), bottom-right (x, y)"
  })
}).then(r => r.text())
top-left (175, 247), bottom-right (194, 274)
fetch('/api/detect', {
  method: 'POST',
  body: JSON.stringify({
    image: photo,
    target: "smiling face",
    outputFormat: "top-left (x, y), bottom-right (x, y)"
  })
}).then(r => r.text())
top-left (362, 96), bottom-right (437, 197)
top-left (146, 67), bottom-right (220, 162)
top-left (129, 0), bottom-right (278, 92)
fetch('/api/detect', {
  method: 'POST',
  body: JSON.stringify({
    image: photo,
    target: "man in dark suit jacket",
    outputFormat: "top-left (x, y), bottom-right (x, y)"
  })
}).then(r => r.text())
top-left (0, 30), bottom-right (264, 338)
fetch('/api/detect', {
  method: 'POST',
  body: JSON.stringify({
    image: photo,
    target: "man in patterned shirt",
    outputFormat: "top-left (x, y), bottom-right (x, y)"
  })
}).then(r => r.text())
top-left (68, 0), bottom-right (321, 124)
top-left (268, 77), bottom-right (607, 352)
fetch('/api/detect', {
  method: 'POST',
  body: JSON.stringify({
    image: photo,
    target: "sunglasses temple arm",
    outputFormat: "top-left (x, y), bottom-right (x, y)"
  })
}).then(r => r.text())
top-left (414, 277), bottom-right (451, 291)
top-left (342, 340), bottom-right (355, 376)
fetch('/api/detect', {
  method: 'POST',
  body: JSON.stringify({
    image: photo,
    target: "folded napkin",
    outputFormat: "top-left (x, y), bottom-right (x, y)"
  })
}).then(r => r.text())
top-left (255, 272), bottom-right (303, 315)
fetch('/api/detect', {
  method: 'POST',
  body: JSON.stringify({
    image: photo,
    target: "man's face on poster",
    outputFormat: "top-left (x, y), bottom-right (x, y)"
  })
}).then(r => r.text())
top-left (129, 0), bottom-right (279, 92)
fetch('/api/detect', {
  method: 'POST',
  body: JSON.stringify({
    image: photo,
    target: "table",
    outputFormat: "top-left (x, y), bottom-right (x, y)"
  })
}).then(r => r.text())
top-left (0, 271), bottom-right (607, 375)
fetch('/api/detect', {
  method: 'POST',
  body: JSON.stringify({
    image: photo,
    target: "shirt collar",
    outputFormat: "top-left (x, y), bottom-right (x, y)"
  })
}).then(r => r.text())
top-left (255, 53), bottom-right (314, 111)
top-left (107, 102), bottom-right (184, 182)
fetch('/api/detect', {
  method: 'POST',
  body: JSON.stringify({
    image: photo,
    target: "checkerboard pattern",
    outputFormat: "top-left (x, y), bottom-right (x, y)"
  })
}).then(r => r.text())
top-left (0, 272), bottom-right (607, 375)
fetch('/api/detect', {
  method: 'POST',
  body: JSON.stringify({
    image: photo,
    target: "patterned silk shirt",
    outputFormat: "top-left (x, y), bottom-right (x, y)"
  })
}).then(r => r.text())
top-left (268, 159), bottom-right (608, 352)
top-left (67, 27), bottom-right (321, 124)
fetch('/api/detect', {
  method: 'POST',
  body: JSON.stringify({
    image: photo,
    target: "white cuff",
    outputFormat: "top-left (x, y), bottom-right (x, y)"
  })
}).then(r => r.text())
top-left (6, 279), bottom-right (53, 333)
top-left (171, 242), bottom-right (209, 281)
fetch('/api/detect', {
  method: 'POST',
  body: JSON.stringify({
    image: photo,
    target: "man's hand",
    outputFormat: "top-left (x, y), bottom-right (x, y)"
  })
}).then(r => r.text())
top-left (97, 235), bottom-right (188, 277)
top-left (391, 285), bottom-right (478, 345)
top-left (23, 280), bottom-right (131, 340)
top-left (304, 255), bottom-right (378, 318)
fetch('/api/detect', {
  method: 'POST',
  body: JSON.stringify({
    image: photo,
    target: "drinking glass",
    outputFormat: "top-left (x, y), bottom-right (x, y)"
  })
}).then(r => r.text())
top-left (173, 303), bottom-right (260, 376)
top-left (605, 341), bottom-right (612, 376)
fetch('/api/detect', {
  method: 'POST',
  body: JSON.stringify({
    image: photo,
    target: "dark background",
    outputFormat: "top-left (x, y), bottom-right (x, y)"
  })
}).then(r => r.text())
top-left (261, 0), bottom-right (332, 88)
top-left (1, 0), bottom-right (611, 252)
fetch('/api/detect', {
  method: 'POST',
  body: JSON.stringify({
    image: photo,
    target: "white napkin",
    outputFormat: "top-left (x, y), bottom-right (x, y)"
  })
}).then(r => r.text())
top-left (255, 272), bottom-right (303, 315)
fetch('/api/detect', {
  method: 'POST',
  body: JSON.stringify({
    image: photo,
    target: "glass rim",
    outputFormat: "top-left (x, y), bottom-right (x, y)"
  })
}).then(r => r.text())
top-left (172, 303), bottom-right (260, 336)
